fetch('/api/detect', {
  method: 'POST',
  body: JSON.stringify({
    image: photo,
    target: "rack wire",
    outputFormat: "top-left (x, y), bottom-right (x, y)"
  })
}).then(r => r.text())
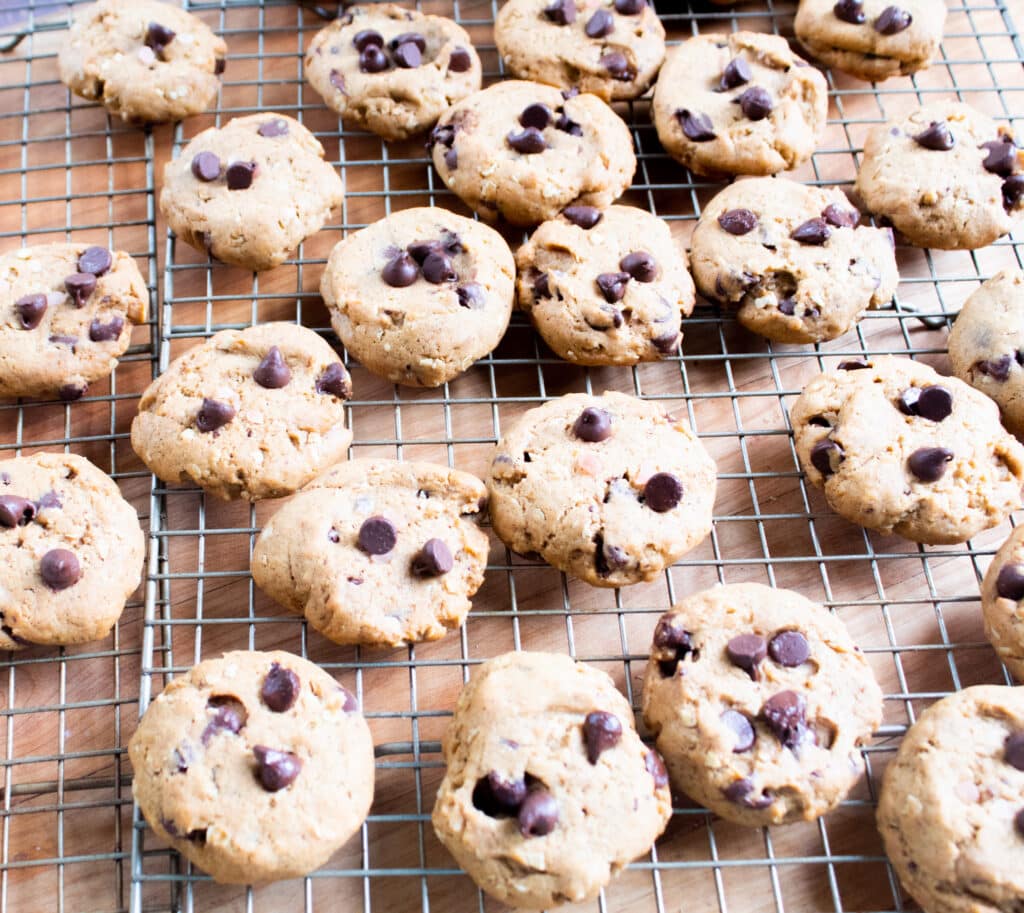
top-left (1, 0), bottom-right (1023, 910)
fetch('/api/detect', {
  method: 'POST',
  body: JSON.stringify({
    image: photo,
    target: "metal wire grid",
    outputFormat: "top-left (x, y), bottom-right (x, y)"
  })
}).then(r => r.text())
top-left (0, 0), bottom-right (1022, 910)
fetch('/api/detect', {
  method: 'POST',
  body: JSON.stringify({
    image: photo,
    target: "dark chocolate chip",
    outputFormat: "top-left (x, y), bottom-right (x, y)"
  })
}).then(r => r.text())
top-left (1003, 175), bottom-right (1024, 210)
top-left (421, 251), bottom-right (457, 284)
top-left (810, 439), bottom-right (843, 476)
top-left (214, 57), bottom-right (226, 75)
top-left (898, 384), bottom-right (952, 421)
top-left (875, 5), bottom-right (912, 33)
top-left (596, 271), bottom-right (631, 303)
top-left (977, 356), bottom-right (1014, 383)
top-left (996, 563), bottom-right (1024, 600)
top-left (723, 777), bottom-right (773, 808)
top-left (1005, 731), bottom-right (1024, 770)
top-left (473, 771), bottom-right (527, 816)
top-left (719, 57), bottom-right (752, 91)
top-left (726, 633), bottom-right (767, 674)
top-left (78, 246), bottom-right (112, 277)
top-left (644, 472), bottom-right (683, 512)
top-left (507, 127), bottom-right (547, 154)
top-left (358, 515), bottom-right (396, 555)
top-left (457, 283), bottom-right (485, 309)
top-left (88, 316), bottom-right (124, 342)
top-left (261, 662), bottom-right (300, 712)
top-left (981, 136), bottom-right (1017, 176)
top-left (59, 383), bottom-right (86, 401)
top-left (834, 0), bottom-right (866, 23)
top-left (145, 21), bottom-right (176, 54)
top-left (353, 28), bottom-right (384, 50)
top-left (615, 0), bottom-right (647, 11)
top-left (721, 709), bottom-right (756, 752)
top-left (330, 69), bottom-right (346, 92)
top-left (769, 630), bottom-right (810, 667)
top-left (411, 538), bottom-right (453, 577)
top-left (15, 294), bottom-right (47, 329)
top-left (191, 150), bottom-right (221, 182)
top-left (572, 406), bottom-right (612, 442)
top-left (718, 208), bottom-right (757, 235)
top-left (1016, 807), bottom-right (1024, 838)
top-left (40, 548), bottom-right (80, 590)
top-left (585, 9), bottom-right (615, 37)
top-left (202, 696), bottom-right (246, 745)
top-left (519, 103), bottom-right (553, 130)
top-left (778, 298), bottom-right (796, 316)
top-left (253, 746), bottom-right (302, 792)
top-left (518, 789), bottom-right (558, 837)
top-left (390, 32), bottom-right (426, 52)
top-left (65, 272), bottom-right (97, 307)
top-left (444, 146), bottom-right (458, 170)
top-left (316, 362), bottom-right (351, 399)
top-left (838, 359), bottom-right (870, 370)
top-left (562, 204), bottom-right (602, 228)
top-left (555, 113), bottom-right (583, 136)
top-left (253, 346), bottom-right (291, 389)
top-left (677, 109), bottom-right (716, 142)
top-left (739, 86), bottom-right (772, 121)
top-left (790, 218), bottom-right (831, 245)
top-left (582, 711), bottom-right (622, 764)
top-left (226, 160), bottom-right (256, 190)
top-left (654, 614), bottom-right (692, 651)
top-left (407, 240), bottom-right (441, 264)
top-left (533, 272), bottom-right (552, 299)
top-left (382, 252), bottom-right (419, 287)
top-left (645, 749), bottom-right (669, 787)
top-left (195, 397), bottom-right (235, 433)
top-left (822, 203), bottom-right (859, 227)
top-left (620, 251), bottom-right (657, 282)
top-left (543, 0), bottom-right (576, 25)
top-left (448, 46), bottom-right (472, 73)
top-left (594, 536), bottom-right (628, 578)
top-left (913, 120), bottom-right (955, 151)
top-left (652, 327), bottom-right (681, 354)
top-left (393, 41), bottom-right (422, 69)
top-left (761, 690), bottom-right (806, 748)
top-left (908, 446), bottom-right (953, 482)
top-left (257, 119), bottom-right (289, 138)
top-left (0, 496), bottom-right (35, 527)
top-left (431, 122), bottom-right (456, 149)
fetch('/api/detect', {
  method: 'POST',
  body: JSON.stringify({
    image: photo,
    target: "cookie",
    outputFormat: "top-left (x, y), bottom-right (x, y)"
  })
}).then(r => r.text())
top-left (689, 177), bottom-right (898, 344)
top-left (130, 322), bottom-right (353, 501)
top-left (304, 4), bottom-right (482, 142)
top-left (252, 459), bottom-right (488, 648)
top-left (790, 356), bottom-right (1024, 544)
top-left (159, 113), bottom-right (343, 271)
top-left (320, 207), bottom-right (514, 387)
top-left (428, 79), bottom-right (636, 226)
top-left (515, 204), bottom-right (695, 364)
top-left (855, 102), bottom-right (1024, 250)
top-left (877, 685), bottom-right (1024, 913)
top-left (980, 527), bottom-right (1024, 681)
top-left (641, 583), bottom-right (881, 826)
top-left (651, 32), bottom-right (828, 177)
top-left (58, 0), bottom-right (226, 124)
top-left (795, 0), bottom-right (946, 81)
top-left (494, 0), bottom-right (666, 103)
top-left (432, 651), bottom-right (671, 909)
top-left (0, 243), bottom-right (148, 401)
top-left (128, 650), bottom-right (374, 884)
top-left (486, 391), bottom-right (717, 588)
top-left (948, 269), bottom-right (1024, 437)
top-left (0, 452), bottom-right (144, 650)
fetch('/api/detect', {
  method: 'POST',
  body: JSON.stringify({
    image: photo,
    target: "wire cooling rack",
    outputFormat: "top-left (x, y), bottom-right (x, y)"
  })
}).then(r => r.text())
top-left (2, 0), bottom-right (1024, 911)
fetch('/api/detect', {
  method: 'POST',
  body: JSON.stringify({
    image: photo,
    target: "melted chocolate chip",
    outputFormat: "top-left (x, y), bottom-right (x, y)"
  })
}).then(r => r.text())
top-left (726, 633), bottom-right (767, 674)
top-left (875, 5), bottom-right (912, 33)
top-left (1003, 175), bottom-right (1024, 210)
top-left (59, 383), bottom-right (86, 401)
top-left (253, 746), bottom-right (302, 791)
top-left (583, 711), bottom-right (622, 764)
top-left (913, 120), bottom-right (955, 151)
top-left (393, 41), bottom-right (422, 69)
top-left (898, 384), bottom-right (952, 421)
top-left (596, 272), bottom-right (631, 303)
top-left (78, 246), bottom-right (112, 277)
top-left (89, 316), bottom-right (124, 342)
top-left (719, 208), bottom-right (758, 235)
top-left (473, 771), bottom-right (527, 816)
top-left (644, 472), bottom-right (683, 512)
top-left (822, 203), bottom-right (859, 227)
top-left (507, 127), bottom-right (547, 154)
top-left (908, 446), bottom-right (953, 482)
top-left (226, 160), bottom-right (256, 190)
top-left (562, 204), bottom-right (603, 229)
top-left (601, 51), bottom-right (632, 79)
top-left (15, 294), bottom-right (47, 329)
top-left (555, 113), bottom-right (583, 136)
top-left (382, 252), bottom-right (419, 287)
top-left (0, 496), bottom-right (35, 527)
top-left (520, 103), bottom-right (553, 129)
top-left (40, 548), bottom-right (80, 590)
top-left (996, 563), bottom-right (1024, 600)
top-left (518, 789), bottom-right (558, 837)
top-left (421, 251), bottom-right (457, 284)
top-left (1005, 731), bottom-right (1024, 770)
top-left (457, 283), bottom-right (485, 309)
top-left (981, 137), bottom-right (1018, 176)
top-left (196, 397), bottom-right (235, 433)
top-left (652, 326), bottom-right (680, 354)
top-left (839, 359), bottom-right (870, 370)
top-left (253, 346), bottom-right (291, 389)
top-left (791, 218), bottom-right (831, 245)
top-left (573, 406), bottom-right (612, 442)
top-left (358, 515), bottom-right (396, 555)
top-left (721, 709), bottom-right (756, 752)
top-left (202, 696), bottom-right (246, 744)
top-left (761, 690), bottom-right (806, 748)
top-left (834, 0), bottom-right (866, 22)
top-left (316, 362), bottom-right (351, 399)
top-left (739, 86), bottom-right (772, 121)
top-left (769, 630), bottom-right (810, 667)
top-left (65, 272), bottom-right (97, 306)
top-left (261, 662), bottom-right (300, 712)
top-left (257, 119), bottom-right (289, 138)
top-left (620, 251), bottom-right (657, 282)
top-left (810, 439), bottom-right (843, 476)
top-left (543, 0), bottom-right (576, 25)
top-left (191, 150), bottom-right (221, 182)
top-left (720, 57), bottom-right (752, 91)
top-left (145, 21), bottom-right (176, 56)
top-left (654, 614), bottom-right (692, 651)
top-left (444, 147), bottom-right (458, 170)
top-left (645, 749), bottom-right (669, 787)
top-left (448, 46), bottom-right (472, 72)
top-left (353, 29), bottom-right (384, 51)
top-left (411, 538), bottom-right (453, 577)
top-left (977, 354), bottom-right (1015, 383)
top-left (615, 0), bottom-right (646, 11)
top-left (778, 298), bottom-right (796, 316)
top-left (677, 110), bottom-right (716, 142)
top-left (533, 272), bottom-right (552, 299)
top-left (723, 777), bottom-right (773, 808)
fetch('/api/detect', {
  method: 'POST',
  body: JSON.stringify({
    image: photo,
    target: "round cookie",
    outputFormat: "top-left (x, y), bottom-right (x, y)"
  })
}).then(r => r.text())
top-left (252, 459), bottom-right (489, 648)
top-left (494, 0), bottom-right (666, 103)
top-left (0, 452), bottom-right (144, 650)
top-left (320, 207), bottom-right (514, 387)
top-left (515, 204), bottom-right (695, 364)
top-left (948, 269), bottom-right (1024, 437)
top-left (794, 0), bottom-right (946, 81)
top-left (130, 322), bottom-right (353, 501)
top-left (980, 526), bottom-right (1024, 681)
top-left (58, 0), bottom-right (226, 124)
top-left (790, 356), bottom-right (1024, 544)
top-left (128, 650), bottom-right (374, 884)
top-left (0, 243), bottom-right (148, 401)
top-left (855, 102), bottom-right (1024, 250)
top-left (486, 391), bottom-right (717, 588)
top-left (432, 651), bottom-right (671, 909)
top-left (641, 583), bottom-right (882, 827)
top-left (877, 685), bottom-right (1024, 913)
top-left (652, 32), bottom-right (828, 177)
top-left (304, 4), bottom-right (482, 142)
top-left (689, 177), bottom-right (898, 344)
top-left (428, 80), bottom-right (636, 226)
top-left (159, 113), bottom-right (343, 271)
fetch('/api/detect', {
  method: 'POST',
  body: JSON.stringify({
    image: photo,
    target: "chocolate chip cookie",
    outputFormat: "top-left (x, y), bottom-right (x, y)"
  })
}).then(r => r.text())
top-left (131, 322), bottom-right (353, 501)
top-left (58, 0), bottom-right (226, 124)
top-left (432, 651), bottom-right (672, 909)
top-left (0, 243), bottom-right (148, 402)
top-left (877, 685), bottom-right (1024, 913)
top-left (642, 583), bottom-right (882, 827)
top-left (495, 0), bottom-right (666, 102)
top-left (429, 79), bottom-right (636, 225)
top-left (790, 356), bottom-right (1024, 544)
top-left (304, 4), bottom-right (481, 142)
top-left (689, 177), bottom-right (898, 344)
top-left (486, 391), bottom-right (717, 588)
top-left (129, 650), bottom-right (374, 884)
top-left (652, 32), bottom-right (828, 177)
top-left (515, 204), bottom-right (695, 364)
top-left (795, 0), bottom-right (946, 81)
top-left (159, 113), bottom-right (344, 271)
top-left (855, 102), bottom-right (1024, 250)
top-left (252, 459), bottom-right (488, 648)
top-left (948, 269), bottom-right (1024, 437)
top-left (0, 452), bottom-right (144, 650)
top-left (320, 207), bottom-right (514, 387)
top-left (980, 526), bottom-right (1024, 681)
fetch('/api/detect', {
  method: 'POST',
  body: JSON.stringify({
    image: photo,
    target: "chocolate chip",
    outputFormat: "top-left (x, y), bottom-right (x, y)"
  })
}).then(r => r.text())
top-left (411, 538), bottom-right (453, 577)
top-left (315, 362), bottom-right (351, 399)
top-left (257, 119), bottom-right (289, 138)
top-left (761, 690), bottom-right (806, 748)
top-left (253, 346), bottom-right (291, 389)
top-left (652, 326), bottom-right (680, 354)
top-left (40, 548), bottom-right (80, 590)
top-left (390, 32), bottom-right (426, 52)
top-left (473, 771), bottom-right (527, 816)
top-left (677, 109), bottom-right (716, 142)
top-left (739, 86), bottom-right (772, 121)
top-left (507, 127), bottom-right (547, 154)
top-left (543, 0), bottom-right (576, 25)
top-left (822, 204), bottom-right (859, 227)
top-left (585, 9), bottom-right (615, 37)
top-left (615, 0), bottom-right (646, 11)
top-left (654, 614), bottom-right (692, 651)
top-left (201, 697), bottom-right (247, 745)
top-left (644, 472), bottom-right (683, 512)
top-left (645, 749), bottom-right (669, 787)
top-left (620, 251), bottom-right (657, 282)
top-left (582, 711), bottom-right (622, 764)
top-left (834, 0), bottom-right (866, 22)
top-left (533, 272), bottom-right (551, 299)
top-left (977, 355), bottom-right (1015, 384)
top-left (721, 710), bottom-right (756, 752)
top-left (1003, 175), bottom-right (1024, 210)
top-left (78, 246), bottom-right (112, 276)
top-left (1005, 731), bottom-right (1024, 770)
top-left (406, 240), bottom-right (440, 264)
top-left (89, 316), bottom-right (124, 342)
top-left (518, 789), bottom-right (558, 837)
top-left (573, 407), bottom-right (612, 442)
top-left (65, 272), bottom-right (97, 306)
top-left (226, 160), bottom-right (256, 190)
top-left (875, 5), bottom-right (912, 33)
top-left (562, 204), bottom-right (602, 228)
top-left (393, 41), bottom-right (422, 68)
top-left (0, 496), bottom-right (35, 527)
top-left (719, 57), bottom-right (752, 91)
top-left (726, 633), bottom-right (767, 674)
top-left (596, 271), bottom-right (630, 303)
top-left (1016, 808), bottom-right (1024, 838)
top-left (15, 294), bottom-right (47, 329)
top-left (358, 515), bottom-right (396, 555)
top-left (457, 283), bottom-right (485, 309)
top-left (382, 252), bottom-right (419, 287)
top-left (330, 69), bottom-right (346, 92)
top-left (59, 383), bottom-right (86, 401)
top-left (719, 208), bottom-right (757, 235)
top-left (908, 447), bottom-right (953, 482)
top-left (514, 104), bottom-right (552, 132)
top-left (996, 563), bottom-right (1024, 600)
top-left (778, 298), bottom-right (796, 316)
top-left (791, 218), bottom-right (831, 245)
top-left (253, 746), bottom-right (302, 792)
top-left (448, 46), bottom-right (472, 73)
top-left (810, 439), bottom-right (843, 477)
top-left (421, 251), bottom-right (457, 284)
top-left (195, 397), bottom-right (235, 433)
top-left (980, 136), bottom-right (1017, 176)
top-left (214, 57), bottom-right (226, 75)
top-left (261, 662), bottom-right (300, 712)
top-left (145, 21), bottom-right (176, 54)
top-left (723, 777), bottom-right (773, 808)
top-left (353, 29), bottom-right (383, 50)
top-left (913, 120), bottom-right (955, 151)
top-left (769, 630), bottom-right (810, 667)
top-left (839, 359), bottom-right (870, 370)
top-left (899, 384), bottom-right (952, 421)
top-left (555, 113), bottom-right (583, 136)
top-left (444, 147), bottom-right (458, 170)
top-left (601, 52), bottom-right (633, 81)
